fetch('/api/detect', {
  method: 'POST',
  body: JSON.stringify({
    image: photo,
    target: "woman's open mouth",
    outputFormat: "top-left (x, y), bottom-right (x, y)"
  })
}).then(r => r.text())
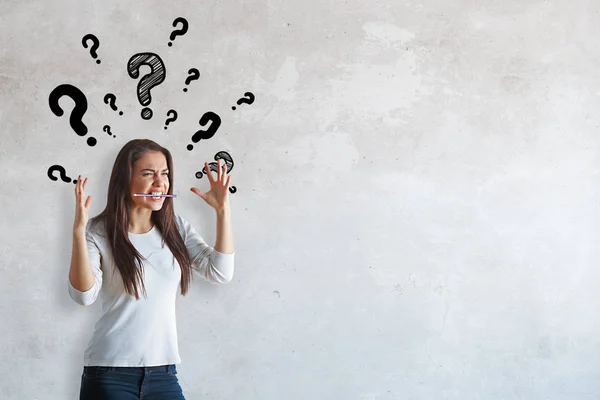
top-left (148, 191), bottom-right (165, 201)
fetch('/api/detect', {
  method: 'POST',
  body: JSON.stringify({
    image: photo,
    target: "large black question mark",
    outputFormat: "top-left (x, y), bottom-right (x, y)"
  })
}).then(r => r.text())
top-left (187, 111), bottom-right (221, 151)
top-left (48, 165), bottom-right (77, 184)
top-left (232, 92), bottom-right (255, 110)
top-left (195, 151), bottom-right (237, 193)
top-left (104, 93), bottom-right (123, 115)
top-left (82, 34), bottom-right (101, 64)
top-left (48, 84), bottom-right (97, 146)
top-left (164, 110), bottom-right (178, 130)
top-left (168, 17), bottom-right (189, 47)
top-left (183, 68), bottom-right (200, 92)
top-left (127, 53), bottom-right (166, 120)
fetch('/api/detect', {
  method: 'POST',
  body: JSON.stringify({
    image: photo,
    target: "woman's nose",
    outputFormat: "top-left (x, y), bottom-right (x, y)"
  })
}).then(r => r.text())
top-left (153, 176), bottom-right (167, 185)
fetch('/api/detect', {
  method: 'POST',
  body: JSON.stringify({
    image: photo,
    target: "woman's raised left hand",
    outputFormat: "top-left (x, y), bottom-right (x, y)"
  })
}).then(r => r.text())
top-left (190, 160), bottom-right (231, 212)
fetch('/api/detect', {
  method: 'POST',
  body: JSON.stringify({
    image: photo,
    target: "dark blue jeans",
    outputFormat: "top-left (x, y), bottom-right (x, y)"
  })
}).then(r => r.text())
top-left (79, 364), bottom-right (185, 399)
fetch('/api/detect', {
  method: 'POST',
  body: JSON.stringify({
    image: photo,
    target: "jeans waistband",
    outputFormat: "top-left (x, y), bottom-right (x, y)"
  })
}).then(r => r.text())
top-left (85, 364), bottom-right (174, 372)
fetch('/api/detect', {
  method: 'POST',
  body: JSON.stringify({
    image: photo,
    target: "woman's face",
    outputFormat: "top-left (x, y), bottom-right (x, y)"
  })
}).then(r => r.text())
top-left (129, 151), bottom-right (170, 211)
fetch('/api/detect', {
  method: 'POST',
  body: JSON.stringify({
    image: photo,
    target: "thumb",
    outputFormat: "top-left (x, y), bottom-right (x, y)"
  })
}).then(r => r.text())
top-left (191, 188), bottom-right (207, 200)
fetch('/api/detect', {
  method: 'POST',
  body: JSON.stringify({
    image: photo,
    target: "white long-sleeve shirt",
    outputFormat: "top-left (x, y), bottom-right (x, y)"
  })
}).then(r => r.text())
top-left (68, 213), bottom-right (234, 367)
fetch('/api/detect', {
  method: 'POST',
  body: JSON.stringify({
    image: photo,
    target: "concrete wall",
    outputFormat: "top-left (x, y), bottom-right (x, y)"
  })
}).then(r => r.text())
top-left (1, 0), bottom-right (599, 398)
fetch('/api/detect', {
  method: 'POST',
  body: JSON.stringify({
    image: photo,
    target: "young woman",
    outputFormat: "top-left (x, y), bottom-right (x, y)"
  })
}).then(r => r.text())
top-left (69, 139), bottom-right (234, 399)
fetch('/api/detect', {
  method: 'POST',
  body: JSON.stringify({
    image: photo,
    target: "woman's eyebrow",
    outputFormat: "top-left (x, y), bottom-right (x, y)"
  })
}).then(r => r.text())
top-left (140, 168), bottom-right (169, 172)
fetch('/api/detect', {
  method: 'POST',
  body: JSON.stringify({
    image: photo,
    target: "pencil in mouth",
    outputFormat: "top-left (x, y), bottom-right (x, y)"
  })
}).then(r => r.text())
top-left (133, 193), bottom-right (177, 198)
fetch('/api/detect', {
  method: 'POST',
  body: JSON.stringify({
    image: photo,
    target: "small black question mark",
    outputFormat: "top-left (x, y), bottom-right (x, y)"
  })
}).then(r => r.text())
top-left (103, 125), bottom-right (116, 138)
top-left (127, 53), bottom-right (166, 120)
top-left (195, 151), bottom-right (237, 193)
top-left (168, 17), bottom-right (189, 47)
top-left (232, 92), bottom-right (255, 110)
top-left (187, 111), bottom-right (221, 151)
top-left (48, 165), bottom-right (77, 184)
top-left (82, 34), bottom-right (101, 64)
top-left (104, 93), bottom-right (123, 115)
top-left (164, 110), bottom-right (178, 130)
top-left (183, 68), bottom-right (200, 92)
top-left (48, 84), bottom-right (97, 147)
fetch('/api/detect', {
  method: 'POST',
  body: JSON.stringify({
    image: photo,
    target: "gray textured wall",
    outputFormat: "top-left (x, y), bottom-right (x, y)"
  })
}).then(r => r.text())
top-left (1, 0), bottom-right (599, 398)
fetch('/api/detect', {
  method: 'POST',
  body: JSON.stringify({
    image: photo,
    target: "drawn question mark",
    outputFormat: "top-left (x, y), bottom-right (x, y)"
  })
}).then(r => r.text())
top-left (48, 84), bottom-right (97, 147)
top-left (82, 34), bottom-right (101, 64)
top-left (168, 17), bottom-right (189, 47)
top-left (195, 151), bottom-right (237, 193)
top-left (127, 53), bottom-right (166, 120)
top-left (232, 92), bottom-right (255, 110)
top-left (48, 165), bottom-right (77, 184)
top-left (164, 110), bottom-right (178, 130)
top-left (103, 125), bottom-right (116, 138)
top-left (183, 68), bottom-right (200, 92)
top-left (187, 111), bottom-right (221, 151)
top-left (103, 93), bottom-right (123, 115)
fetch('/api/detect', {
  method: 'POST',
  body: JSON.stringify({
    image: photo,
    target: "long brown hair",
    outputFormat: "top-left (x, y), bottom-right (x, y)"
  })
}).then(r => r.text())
top-left (89, 139), bottom-right (193, 299)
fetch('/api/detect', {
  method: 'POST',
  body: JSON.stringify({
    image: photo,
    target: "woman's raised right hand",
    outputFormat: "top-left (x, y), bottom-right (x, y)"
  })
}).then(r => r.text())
top-left (73, 175), bottom-right (92, 233)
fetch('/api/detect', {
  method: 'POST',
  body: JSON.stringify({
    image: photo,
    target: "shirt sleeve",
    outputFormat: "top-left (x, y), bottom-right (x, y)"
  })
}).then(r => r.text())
top-left (176, 213), bottom-right (234, 284)
top-left (68, 221), bottom-right (103, 306)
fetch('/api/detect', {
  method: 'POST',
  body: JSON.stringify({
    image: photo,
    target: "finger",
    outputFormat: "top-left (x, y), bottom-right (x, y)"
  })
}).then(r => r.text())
top-left (75, 176), bottom-right (81, 200)
top-left (221, 162), bottom-right (227, 182)
top-left (192, 188), bottom-right (207, 201)
top-left (83, 177), bottom-right (88, 191)
top-left (85, 196), bottom-right (92, 209)
top-left (216, 159), bottom-right (222, 181)
top-left (205, 162), bottom-right (215, 184)
top-left (79, 178), bottom-right (84, 201)
top-left (78, 180), bottom-right (84, 200)
top-left (225, 175), bottom-right (231, 188)
top-left (80, 179), bottom-right (86, 203)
